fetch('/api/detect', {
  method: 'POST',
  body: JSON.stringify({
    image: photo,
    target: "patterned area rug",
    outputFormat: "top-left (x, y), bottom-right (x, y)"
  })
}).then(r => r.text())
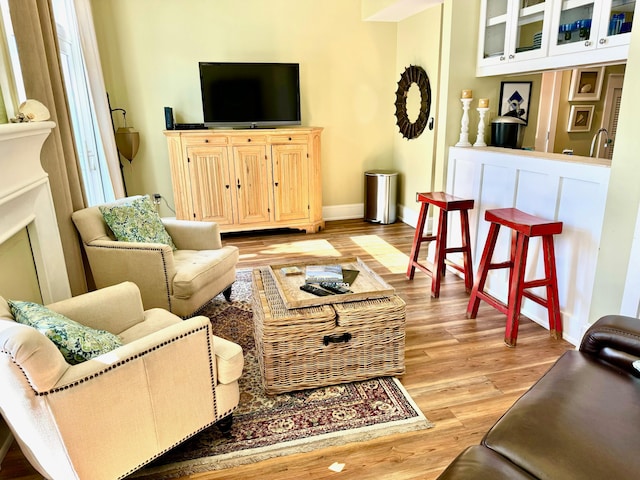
top-left (133, 270), bottom-right (432, 479)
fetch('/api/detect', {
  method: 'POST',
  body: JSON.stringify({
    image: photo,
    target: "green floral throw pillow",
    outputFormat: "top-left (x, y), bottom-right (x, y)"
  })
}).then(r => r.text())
top-left (8, 300), bottom-right (124, 365)
top-left (99, 195), bottom-right (176, 250)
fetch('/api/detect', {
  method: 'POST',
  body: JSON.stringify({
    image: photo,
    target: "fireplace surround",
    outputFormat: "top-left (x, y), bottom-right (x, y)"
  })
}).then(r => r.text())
top-left (0, 120), bottom-right (71, 464)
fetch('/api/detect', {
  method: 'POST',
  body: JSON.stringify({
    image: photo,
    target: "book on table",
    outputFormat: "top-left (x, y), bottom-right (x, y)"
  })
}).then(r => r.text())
top-left (304, 266), bottom-right (360, 287)
top-left (305, 265), bottom-right (343, 284)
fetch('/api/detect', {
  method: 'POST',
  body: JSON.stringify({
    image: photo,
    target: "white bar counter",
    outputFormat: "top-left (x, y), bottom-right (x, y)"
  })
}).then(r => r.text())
top-left (447, 146), bottom-right (611, 345)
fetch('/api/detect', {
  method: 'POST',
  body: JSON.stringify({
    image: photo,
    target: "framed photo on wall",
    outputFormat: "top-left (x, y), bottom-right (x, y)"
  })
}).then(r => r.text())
top-left (498, 81), bottom-right (532, 125)
top-left (567, 105), bottom-right (595, 132)
top-left (568, 67), bottom-right (605, 101)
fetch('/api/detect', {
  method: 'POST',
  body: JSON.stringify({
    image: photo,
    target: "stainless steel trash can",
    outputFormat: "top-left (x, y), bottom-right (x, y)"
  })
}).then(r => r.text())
top-left (364, 170), bottom-right (398, 224)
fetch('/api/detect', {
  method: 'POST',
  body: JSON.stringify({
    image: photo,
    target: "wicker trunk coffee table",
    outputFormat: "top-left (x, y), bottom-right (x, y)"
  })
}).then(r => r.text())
top-left (252, 258), bottom-right (406, 394)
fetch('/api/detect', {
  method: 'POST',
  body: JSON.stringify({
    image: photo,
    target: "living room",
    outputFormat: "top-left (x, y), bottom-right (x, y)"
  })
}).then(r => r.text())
top-left (2, 0), bottom-right (640, 478)
top-left (87, 0), bottom-right (640, 324)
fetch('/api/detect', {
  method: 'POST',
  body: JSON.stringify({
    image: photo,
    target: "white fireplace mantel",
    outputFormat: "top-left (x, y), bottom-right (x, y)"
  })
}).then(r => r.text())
top-left (0, 121), bottom-right (71, 303)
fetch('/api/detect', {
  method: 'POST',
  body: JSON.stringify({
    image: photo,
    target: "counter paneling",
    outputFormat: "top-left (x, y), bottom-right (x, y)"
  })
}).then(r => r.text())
top-left (447, 147), bottom-right (610, 345)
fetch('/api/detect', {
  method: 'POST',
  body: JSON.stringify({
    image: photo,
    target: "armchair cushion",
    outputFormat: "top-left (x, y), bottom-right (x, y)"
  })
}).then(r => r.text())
top-left (172, 248), bottom-right (239, 299)
top-left (7, 300), bottom-right (123, 365)
top-left (99, 195), bottom-right (176, 250)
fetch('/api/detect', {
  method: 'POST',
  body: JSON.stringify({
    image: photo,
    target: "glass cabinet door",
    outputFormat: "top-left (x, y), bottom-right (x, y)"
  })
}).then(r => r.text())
top-left (514, 0), bottom-right (551, 59)
top-left (556, 0), bottom-right (596, 47)
top-left (550, 0), bottom-right (635, 53)
top-left (596, 0), bottom-right (635, 47)
top-left (481, 0), bottom-right (510, 61)
top-left (479, 0), bottom-right (551, 67)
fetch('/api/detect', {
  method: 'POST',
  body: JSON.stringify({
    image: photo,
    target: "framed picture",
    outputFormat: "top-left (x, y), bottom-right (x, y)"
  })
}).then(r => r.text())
top-left (567, 105), bottom-right (595, 132)
top-left (568, 67), bottom-right (605, 101)
top-left (498, 81), bottom-right (532, 125)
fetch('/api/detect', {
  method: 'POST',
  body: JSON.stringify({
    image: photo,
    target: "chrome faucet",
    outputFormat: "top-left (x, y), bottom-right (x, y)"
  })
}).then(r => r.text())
top-left (590, 128), bottom-right (610, 158)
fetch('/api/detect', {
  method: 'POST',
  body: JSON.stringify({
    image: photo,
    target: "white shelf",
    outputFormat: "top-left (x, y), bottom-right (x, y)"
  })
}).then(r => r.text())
top-left (562, 0), bottom-right (595, 10)
top-left (487, 13), bottom-right (508, 27)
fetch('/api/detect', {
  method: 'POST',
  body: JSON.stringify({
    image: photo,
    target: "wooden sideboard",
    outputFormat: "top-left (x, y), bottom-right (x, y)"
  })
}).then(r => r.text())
top-left (164, 127), bottom-right (324, 233)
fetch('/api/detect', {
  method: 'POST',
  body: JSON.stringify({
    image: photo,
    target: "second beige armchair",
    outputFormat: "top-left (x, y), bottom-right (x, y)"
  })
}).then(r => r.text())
top-left (72, 196), bottom-right (239, 317)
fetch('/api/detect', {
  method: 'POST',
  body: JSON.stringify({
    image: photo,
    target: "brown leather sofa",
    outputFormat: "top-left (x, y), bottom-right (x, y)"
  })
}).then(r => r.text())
top-left (437, 314), bottom-right (640, 479)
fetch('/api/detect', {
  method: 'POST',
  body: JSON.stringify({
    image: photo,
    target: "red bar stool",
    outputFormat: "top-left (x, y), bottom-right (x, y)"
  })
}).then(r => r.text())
top-left (466, 208), bottom-right (563, 347)
top-left (407, 192), bottom-right (474, 298)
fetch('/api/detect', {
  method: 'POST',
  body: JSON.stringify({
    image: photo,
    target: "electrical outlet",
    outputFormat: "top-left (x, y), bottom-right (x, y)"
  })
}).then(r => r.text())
top-left (153, 193), bottom-right (162, 205)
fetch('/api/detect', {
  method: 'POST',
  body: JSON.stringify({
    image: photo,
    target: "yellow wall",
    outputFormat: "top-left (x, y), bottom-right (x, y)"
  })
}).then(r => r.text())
top-left (0, 229), bottom-right (42, 303)
top-left (553, 64), bottom-right (626, 156)
top-left (393, 6), bottom-right (442, 213)
top-left (90, 0), bottom-right (397, 213)
top-left (589, 32), bottom-right (640, 321)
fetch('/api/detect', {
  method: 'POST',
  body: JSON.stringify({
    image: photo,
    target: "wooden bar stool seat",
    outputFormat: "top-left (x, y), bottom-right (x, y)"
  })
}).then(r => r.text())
top-left (407, 192), bottom-right (474, 298)
top-left (466, 207), bottom-right (563, 347)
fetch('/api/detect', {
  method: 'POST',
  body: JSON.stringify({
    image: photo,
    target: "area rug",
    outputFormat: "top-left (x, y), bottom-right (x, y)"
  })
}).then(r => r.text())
top-left (133, 270), bottom-right (432, 479)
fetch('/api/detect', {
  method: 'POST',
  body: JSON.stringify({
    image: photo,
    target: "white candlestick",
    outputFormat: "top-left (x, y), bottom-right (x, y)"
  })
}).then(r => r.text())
top-left (455, 98), bottom-right (473, 147)
top-left (473, 107), bottom-right (490, 147)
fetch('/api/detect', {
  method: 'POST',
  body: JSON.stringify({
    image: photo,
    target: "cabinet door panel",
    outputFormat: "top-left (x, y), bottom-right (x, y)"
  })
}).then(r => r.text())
top-left (186, 145), bottom-right (234, 224)
top-left (168, 135), bottom-right (193, 220)
top-left (272, 144), bottom-right (310, 222)
top-left (233, 145), bottom-right (272, 224)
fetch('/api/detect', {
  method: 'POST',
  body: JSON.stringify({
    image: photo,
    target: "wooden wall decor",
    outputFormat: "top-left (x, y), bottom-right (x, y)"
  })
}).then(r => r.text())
top-left (394, 65), bottom-right (431, 140)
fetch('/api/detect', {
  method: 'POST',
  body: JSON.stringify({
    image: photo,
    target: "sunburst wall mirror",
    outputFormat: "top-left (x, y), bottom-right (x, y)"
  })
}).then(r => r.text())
top-left (394, 65), bottom-right (431, 140)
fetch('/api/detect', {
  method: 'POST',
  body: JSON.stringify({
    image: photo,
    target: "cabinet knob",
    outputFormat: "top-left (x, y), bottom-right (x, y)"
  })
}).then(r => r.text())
top-left (584, 40), bottom-right (592, 47)
top-left (508, 54), bottom-right (515, 59)
top-left (499, 56), bottom-right (506, 61)
top-left (275, 182), bottom-right (279, 187)
top-left (204, 139), bottom-right (209, 143)
top-left (288, 137), bottom-right (292, 141)
top-left (599, 38), bottom-right (607, 45)
top-left (237, 179), bottom-right (241, 189)
top-left (247, 138), bottom-right (252, 142)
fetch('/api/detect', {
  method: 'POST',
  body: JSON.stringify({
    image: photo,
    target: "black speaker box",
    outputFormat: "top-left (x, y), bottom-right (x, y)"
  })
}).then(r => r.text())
top-left (164, 107), bottom-right (174, 130)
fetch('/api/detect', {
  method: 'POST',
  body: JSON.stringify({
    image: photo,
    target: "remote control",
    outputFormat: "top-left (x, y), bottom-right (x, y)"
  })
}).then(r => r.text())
top-left (320, 282), bottom-right (352, 294)
top-left (300, 284), bottom-right (333, 296)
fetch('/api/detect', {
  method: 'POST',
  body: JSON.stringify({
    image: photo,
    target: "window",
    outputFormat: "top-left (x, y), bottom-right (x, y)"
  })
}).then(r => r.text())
top-left (0, 0), bottom-right (115, 205)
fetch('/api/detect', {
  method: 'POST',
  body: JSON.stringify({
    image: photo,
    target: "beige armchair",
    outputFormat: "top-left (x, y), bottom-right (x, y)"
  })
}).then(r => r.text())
top-left (0, 282), bottom-right (243, 480)
top-left (71, 196), bottom-right (239, 317)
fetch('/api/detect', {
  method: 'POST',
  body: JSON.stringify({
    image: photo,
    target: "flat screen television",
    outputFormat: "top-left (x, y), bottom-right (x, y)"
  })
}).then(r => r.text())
top-left (199, 62), bottom-right (301, 128)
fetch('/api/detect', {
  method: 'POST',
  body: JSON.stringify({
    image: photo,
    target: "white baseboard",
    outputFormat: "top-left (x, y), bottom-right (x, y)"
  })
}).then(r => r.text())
top-left (323, 203), bottom-right (424, 229)
top-left (322, 203), bottom-right (364, 221)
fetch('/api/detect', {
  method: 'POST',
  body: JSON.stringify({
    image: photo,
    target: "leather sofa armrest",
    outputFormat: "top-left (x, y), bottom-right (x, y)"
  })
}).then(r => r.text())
top-left (580, 314), bottom-right (640, 376)
top-left (162, 218), bottom-right (223, 250)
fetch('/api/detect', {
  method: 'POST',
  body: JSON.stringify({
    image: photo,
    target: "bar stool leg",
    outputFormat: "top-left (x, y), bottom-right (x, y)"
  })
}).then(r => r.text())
top-left (466, 222), bottom-right (501, 319)
top-left (407, 201), bottom-right (429, 280)
top-left (505, 233), bottom-right (529, 347)
top-left (460, 209), bottom-right (474, 293)
top-left (543, 236), bottom-right (562, 339)
top-left (431, 208), bottom-right (448, 298)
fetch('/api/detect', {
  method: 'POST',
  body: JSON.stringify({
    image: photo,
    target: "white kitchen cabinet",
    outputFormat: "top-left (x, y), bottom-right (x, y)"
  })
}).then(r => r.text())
top-left (549, 0), bottom-right (635, 55)
top-left (478, 0), bottom-right (553, 72)
top-left (477, 0), bottom-right (636, 76)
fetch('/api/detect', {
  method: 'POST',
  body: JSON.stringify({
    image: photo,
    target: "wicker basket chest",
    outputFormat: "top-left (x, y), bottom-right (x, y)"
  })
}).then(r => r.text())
top-left (252, 267), bottom-right (406, 394)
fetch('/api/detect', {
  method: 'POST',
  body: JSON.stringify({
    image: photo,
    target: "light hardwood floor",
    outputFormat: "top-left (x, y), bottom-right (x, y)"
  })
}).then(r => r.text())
top-left (0, 219), bottom-right (574, 480)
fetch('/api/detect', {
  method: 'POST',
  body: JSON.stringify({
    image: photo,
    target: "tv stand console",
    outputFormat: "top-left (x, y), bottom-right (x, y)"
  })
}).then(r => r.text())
top-left (164, 127), bottom-right (324, 234)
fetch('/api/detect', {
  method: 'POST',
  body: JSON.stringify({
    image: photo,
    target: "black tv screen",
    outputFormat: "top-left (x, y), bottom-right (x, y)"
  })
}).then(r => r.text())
top-left (199, 62), bottom-right (301, 128)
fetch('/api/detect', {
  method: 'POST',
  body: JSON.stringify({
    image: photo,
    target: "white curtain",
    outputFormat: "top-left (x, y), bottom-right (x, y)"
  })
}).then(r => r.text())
top-left (72, 0), bottom-right (125, 198)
